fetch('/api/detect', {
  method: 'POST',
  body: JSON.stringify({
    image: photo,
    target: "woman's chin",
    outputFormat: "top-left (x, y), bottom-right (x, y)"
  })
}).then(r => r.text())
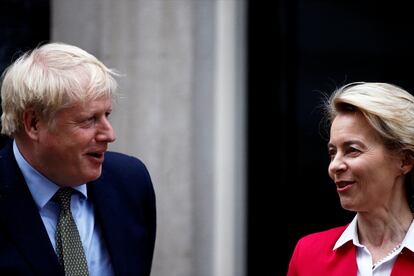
top-left (339, 199), bottom-right (357, 212)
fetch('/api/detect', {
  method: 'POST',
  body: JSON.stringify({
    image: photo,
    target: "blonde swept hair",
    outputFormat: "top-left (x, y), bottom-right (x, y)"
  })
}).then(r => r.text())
top-left (326, 82), bottom-right (414, 153)
top-left (1, 42), bottom-right (118, 137)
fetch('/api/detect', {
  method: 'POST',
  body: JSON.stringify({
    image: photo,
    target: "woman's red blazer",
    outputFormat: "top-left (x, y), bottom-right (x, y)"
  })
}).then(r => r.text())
top-left (288, 225), bottom-right (414, 276)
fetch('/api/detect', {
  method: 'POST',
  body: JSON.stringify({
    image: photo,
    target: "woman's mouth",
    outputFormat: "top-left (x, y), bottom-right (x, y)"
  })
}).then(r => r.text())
top-left (335, 180), bottom-right (355, 192)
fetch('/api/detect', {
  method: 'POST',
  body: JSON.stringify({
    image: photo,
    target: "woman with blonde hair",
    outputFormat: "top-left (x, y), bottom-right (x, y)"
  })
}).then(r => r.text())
top-left (288, 82), bottom-right (414, 275)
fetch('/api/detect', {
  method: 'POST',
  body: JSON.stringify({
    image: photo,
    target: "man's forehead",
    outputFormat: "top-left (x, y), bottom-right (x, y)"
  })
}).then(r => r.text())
top-left (63, 97), bottom-right (113, 114)
top-left (81, 97), bottom-right (112, 107)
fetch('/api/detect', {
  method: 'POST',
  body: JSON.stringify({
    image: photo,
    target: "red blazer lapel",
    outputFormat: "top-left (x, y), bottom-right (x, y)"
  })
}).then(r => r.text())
top-left (329, 241), bottom-right (357, 276)
top-left (391, 248), bottom-right (414, 276)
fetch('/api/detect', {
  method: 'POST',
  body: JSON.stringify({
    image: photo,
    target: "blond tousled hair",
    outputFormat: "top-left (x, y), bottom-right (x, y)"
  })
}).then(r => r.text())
top-left (1, 42), bottom-right (118, 137)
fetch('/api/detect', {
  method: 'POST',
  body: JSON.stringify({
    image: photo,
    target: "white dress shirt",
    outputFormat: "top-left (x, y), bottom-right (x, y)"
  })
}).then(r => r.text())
top-left (334, 215), bottom-right (414, 276)
top-left (13, 141), bottom-right (114, 276)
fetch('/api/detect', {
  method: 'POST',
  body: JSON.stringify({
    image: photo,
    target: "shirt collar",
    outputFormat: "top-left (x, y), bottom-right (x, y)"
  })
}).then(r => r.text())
top-left (13, 140), bottom-right (87, 210)
top-left (401, 218), bottom-right (414, 253)
top-left (334, 215), bottom-right (360, 250)
top-left (334, 214), bottom-right (414, 253)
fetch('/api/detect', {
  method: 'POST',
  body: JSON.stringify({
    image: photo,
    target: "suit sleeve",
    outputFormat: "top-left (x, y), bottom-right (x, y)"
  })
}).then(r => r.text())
top-left (142, 162), bottom-right (156, 269)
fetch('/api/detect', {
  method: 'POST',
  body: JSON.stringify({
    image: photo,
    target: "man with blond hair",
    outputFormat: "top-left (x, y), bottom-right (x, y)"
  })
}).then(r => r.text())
top-left (0, 42), bottom-right (156, 276)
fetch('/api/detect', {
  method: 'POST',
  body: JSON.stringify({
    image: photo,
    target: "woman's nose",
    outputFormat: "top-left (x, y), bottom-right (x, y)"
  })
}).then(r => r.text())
top-left (328, 154), bottom-right (347, 177)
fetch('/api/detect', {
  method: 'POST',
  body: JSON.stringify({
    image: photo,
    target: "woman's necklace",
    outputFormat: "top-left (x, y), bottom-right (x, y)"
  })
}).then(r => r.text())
top-left (372, 243), bottom-right (402, 269)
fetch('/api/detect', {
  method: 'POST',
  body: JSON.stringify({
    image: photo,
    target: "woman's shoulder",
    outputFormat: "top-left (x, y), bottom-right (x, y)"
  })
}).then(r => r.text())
top-left (301, 225), bottom-right (348, 240)
top-left (296, 225), bottom-right (348, 250)
top-left (288, 224), bottom-right (355, 276)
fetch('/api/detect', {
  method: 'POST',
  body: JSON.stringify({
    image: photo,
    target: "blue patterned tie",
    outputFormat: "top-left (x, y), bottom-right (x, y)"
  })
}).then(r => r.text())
top-left (55, 188), bottom-right (89, 275)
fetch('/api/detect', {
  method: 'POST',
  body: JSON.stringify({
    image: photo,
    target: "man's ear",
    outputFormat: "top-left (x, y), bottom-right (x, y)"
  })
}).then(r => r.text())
top-left (22, 109), bottom-right (41, 141)
top-left (400, 150), bottom-right (414, 175)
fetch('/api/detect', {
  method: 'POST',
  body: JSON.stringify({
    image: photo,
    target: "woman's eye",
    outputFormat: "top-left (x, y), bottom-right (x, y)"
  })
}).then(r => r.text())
top-left (347, 147), bottom-right (360, 155)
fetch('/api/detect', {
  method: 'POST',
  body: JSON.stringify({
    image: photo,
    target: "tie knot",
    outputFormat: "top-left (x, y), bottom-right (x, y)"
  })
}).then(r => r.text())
top-left (55, 188), bottom-right (73, 211)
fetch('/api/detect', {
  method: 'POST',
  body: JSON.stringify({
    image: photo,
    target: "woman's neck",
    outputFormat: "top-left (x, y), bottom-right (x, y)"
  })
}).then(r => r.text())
top-left (357, 204), bottom-right (413, 247)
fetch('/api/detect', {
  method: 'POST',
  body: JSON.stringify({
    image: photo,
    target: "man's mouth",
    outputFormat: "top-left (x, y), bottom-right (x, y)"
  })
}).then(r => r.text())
top-left (87, 152), bottom-right (104, 158)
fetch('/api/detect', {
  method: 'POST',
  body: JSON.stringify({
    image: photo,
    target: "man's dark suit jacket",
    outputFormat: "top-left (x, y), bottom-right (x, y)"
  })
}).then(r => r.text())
top-left (0, 141), bottom-right (156, 275)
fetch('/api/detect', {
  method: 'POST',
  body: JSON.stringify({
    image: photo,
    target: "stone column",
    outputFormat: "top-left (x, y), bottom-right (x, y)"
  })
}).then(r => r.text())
top-left (52, 1), bottom-right (246, 275)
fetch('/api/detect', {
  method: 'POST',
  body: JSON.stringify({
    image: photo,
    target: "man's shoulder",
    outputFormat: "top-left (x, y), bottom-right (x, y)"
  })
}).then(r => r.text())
top-left (97, 151), bottom-right (154, 204)
top-left (102, 151), bottom-right (150, 179)
top-left (104, 151), bottom-right (146, 168)
top-left (104, 151), bottom-right (139, 160)
top-left (0, 139), bottom-right (13, 158)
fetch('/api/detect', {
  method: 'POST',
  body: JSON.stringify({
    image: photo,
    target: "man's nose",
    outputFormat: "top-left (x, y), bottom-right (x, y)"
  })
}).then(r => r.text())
top-left (96, 117), bottom-right (116, 143)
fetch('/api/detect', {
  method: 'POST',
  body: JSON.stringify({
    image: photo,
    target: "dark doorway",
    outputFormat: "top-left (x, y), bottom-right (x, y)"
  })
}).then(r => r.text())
top-left (247, 1), bottom-right (414, 275)
top-left (0, 0), bottom-right (50, 148)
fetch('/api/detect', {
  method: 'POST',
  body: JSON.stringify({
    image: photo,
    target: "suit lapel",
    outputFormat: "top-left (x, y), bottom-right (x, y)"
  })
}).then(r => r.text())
top-left (88, 162), bottom-right (153, 276)
top-left (88, 176), bottom-right (135, 275)
top-left (0, 143), bottom-right (62, 275)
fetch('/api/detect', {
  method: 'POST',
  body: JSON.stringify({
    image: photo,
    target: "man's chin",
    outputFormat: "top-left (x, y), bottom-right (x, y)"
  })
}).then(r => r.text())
top-left (71, 168), bottom-right (102, 186)
top-left (85, 169), bottom-right (102, 183)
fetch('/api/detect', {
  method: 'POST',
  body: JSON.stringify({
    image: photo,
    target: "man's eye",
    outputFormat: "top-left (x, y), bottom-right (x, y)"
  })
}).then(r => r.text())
top-left (80, 117), bottom-right (96, 127)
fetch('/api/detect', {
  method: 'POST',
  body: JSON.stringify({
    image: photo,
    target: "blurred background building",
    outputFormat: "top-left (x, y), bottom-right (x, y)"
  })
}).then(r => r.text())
top-left (2, 1), bottom-right (414, 275)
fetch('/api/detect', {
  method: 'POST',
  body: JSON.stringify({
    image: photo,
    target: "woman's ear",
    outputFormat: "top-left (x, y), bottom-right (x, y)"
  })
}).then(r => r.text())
top-left (400, 150), bottom-right (414, 175)
top-left (22, 109), bottom-right (41, 141)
